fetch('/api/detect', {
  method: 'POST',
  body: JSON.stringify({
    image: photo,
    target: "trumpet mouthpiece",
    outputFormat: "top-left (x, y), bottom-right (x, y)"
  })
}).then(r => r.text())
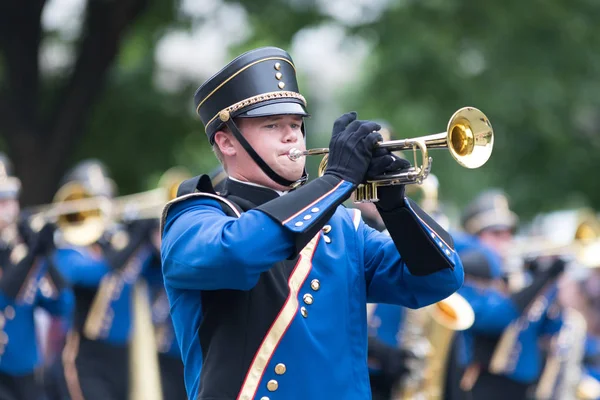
top-left (287, 148), bottom-right (304, 161)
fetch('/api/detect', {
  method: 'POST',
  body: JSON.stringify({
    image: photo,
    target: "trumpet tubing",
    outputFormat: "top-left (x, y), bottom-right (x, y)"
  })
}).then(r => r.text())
top-left (290, 107), bottom-right (494, 202)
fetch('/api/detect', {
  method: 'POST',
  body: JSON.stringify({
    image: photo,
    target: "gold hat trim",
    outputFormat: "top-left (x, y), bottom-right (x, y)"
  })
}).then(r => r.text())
top-left (196, 57), bottom-right (296, 114)
top-left (205, 91), bottom-right (307, 128)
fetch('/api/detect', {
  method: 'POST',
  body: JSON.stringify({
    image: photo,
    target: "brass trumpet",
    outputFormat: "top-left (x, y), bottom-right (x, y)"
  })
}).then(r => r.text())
top-left (288, 107), bottom-right (494, 202)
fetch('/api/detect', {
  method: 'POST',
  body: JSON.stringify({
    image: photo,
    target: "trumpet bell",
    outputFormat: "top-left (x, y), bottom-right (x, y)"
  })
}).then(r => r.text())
top-left (447, 107), bottom-right (494, 169)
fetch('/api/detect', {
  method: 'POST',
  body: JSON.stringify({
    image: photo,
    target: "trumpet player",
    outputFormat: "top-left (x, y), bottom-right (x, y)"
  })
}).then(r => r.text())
top-left (160, 46), bottom-right (464, 400)
top-left (0, 153), bottom-right (74, 400)
top-left (49, 159), bottom-right (157, 400)
top-left (449, 190), bottom-right (566, 400)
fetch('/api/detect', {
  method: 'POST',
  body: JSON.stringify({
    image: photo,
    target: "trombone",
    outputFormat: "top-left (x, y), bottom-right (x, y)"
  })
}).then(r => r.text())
top-left (25, 167), bottom-right (191, 247)
top-left (288, 107), bottom-right (494, 202)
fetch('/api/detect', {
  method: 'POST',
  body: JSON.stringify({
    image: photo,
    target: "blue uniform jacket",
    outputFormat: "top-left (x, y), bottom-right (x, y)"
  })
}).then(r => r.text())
top-left (454, 234), bottom-right (563, 383)
top-left (53, 243), bottom-right (152, 345)
top-left (161, 176), bottom-right (464, 400)
top-left (0, 259), bottom-right (73, 376)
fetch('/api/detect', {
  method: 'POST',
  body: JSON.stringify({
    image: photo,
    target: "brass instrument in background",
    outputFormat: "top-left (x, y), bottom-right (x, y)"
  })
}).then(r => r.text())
top-left (288, 107), bottom-right (494, 202)
top-left (129, 279), bottom-right (163, 400)
top-left (25, 166), bottom-right (191, 247)
top-left (508, 210), bottom-right (600, 270)
top-left (394, 293), bottom-right (475, 400)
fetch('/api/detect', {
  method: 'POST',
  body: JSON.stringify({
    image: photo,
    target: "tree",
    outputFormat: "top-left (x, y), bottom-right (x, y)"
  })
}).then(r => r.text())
top-left (345, 0), bottom-right (600, 218)
top-left (0, 0), bottom-right (163, 205)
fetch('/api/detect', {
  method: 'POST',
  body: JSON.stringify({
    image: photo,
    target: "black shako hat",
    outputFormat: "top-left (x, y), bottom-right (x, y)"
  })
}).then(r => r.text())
top-left (461, 189), bottom-right (519, 235)
top-left (194, 46), bottom-right (309, 145)
top-left (193, 47), bottom-right (310, 188)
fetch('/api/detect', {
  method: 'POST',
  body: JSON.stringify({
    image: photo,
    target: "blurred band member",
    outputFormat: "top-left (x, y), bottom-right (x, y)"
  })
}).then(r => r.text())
top-left (0, 153), bottom-right (73, 400)
top-left (51, 159), bottom-right (156, 400)
top-left (449, 190), bottom-right (565, 400)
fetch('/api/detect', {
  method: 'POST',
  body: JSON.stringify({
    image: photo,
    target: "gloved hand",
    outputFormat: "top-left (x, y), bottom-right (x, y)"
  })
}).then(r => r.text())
top-left (511, 257), bottom-right (566, 312)
top-left (323, 112), bottom-right (383, 185)
top-left (369, 149), bottom-right (412, 211)
top-left (126, 218), bottom-right (159, 242)
top-left (381, 347), bottom-right (413, 381)
top-left (34, 222), bottom-right (58, 255)
top-left (525, 256), bottom-right (567, 278)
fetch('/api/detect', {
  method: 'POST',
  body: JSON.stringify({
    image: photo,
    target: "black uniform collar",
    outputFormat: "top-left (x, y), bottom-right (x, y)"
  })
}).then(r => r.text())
top-left (223, 178), bottom-right (282, 209)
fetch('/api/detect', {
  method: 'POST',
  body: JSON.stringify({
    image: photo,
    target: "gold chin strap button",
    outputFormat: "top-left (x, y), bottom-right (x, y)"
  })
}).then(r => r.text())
top-left (275, 363), bottom-right (287, 375)
top-left (322, 225), bottom-right (331, 233)
top-left (310, 279), bottom-right (320, 291)
top-left (267, 379), bottom-right (279, 391)
top-left (323, 236), bottom-right (332, 244)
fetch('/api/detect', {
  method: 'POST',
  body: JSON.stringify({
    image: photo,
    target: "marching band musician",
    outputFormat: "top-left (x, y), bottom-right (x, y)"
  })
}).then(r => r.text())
top-left (449, 190), bottom-right (565, 400)
top-left (160, 46), bottom-right (464, 400)
top-left (49, 159), bottom-right (156, 400)
top-left (0, 153), bottom-right (74, 400)
top-left (558, 254), bottom-right (600, 399)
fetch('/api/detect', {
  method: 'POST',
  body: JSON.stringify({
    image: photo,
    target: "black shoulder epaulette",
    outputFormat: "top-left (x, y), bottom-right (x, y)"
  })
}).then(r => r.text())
top-left (161, 174), bottom-right (241, 236)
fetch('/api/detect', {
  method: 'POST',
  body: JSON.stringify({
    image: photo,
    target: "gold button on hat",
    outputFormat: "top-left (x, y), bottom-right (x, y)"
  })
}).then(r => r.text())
top-left (300, 307), bottom-right (308, 318)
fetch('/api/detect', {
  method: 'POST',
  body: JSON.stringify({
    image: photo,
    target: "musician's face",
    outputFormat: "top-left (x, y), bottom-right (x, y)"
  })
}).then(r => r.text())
top-left (479, 228), bottom-right (513, 257)
top-left (0, 198), bottom-right (19, 230)
top-left (214, 115), bottom-right (306, 191)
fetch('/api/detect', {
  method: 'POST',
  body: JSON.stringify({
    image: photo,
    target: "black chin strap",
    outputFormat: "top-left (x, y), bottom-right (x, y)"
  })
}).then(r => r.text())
top-left (224, 119), bottom-right (308, 189)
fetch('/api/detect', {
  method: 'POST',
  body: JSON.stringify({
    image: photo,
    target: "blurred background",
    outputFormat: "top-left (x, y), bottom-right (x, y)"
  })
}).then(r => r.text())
top-left (1, 0), bottom-right (599, 221)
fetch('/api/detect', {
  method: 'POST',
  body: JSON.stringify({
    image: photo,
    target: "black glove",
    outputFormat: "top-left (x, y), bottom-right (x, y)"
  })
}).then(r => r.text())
top-left (125, 218), bottom-right (159, 240)
top-left (103, 219), bottom-right (157, 270)
top-left (511, 257), bottom-right (566, 312)
top-left (524, 256), bottom-right (567, 277)
top-left (368, 336), bottom-right (412, 381)
top-left (34, 222), bottom-right (58, 255)
top-left (323, 112), bottom-right (383, 185)
top-left (367, 149), bottom-right (412, 211)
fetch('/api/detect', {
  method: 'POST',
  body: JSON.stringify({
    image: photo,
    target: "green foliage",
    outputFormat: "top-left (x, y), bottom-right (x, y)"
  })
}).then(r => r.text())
top-left (347, 0), bottom-right (600, 218)
top-left (26, 0), bottom-right (600, 218)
